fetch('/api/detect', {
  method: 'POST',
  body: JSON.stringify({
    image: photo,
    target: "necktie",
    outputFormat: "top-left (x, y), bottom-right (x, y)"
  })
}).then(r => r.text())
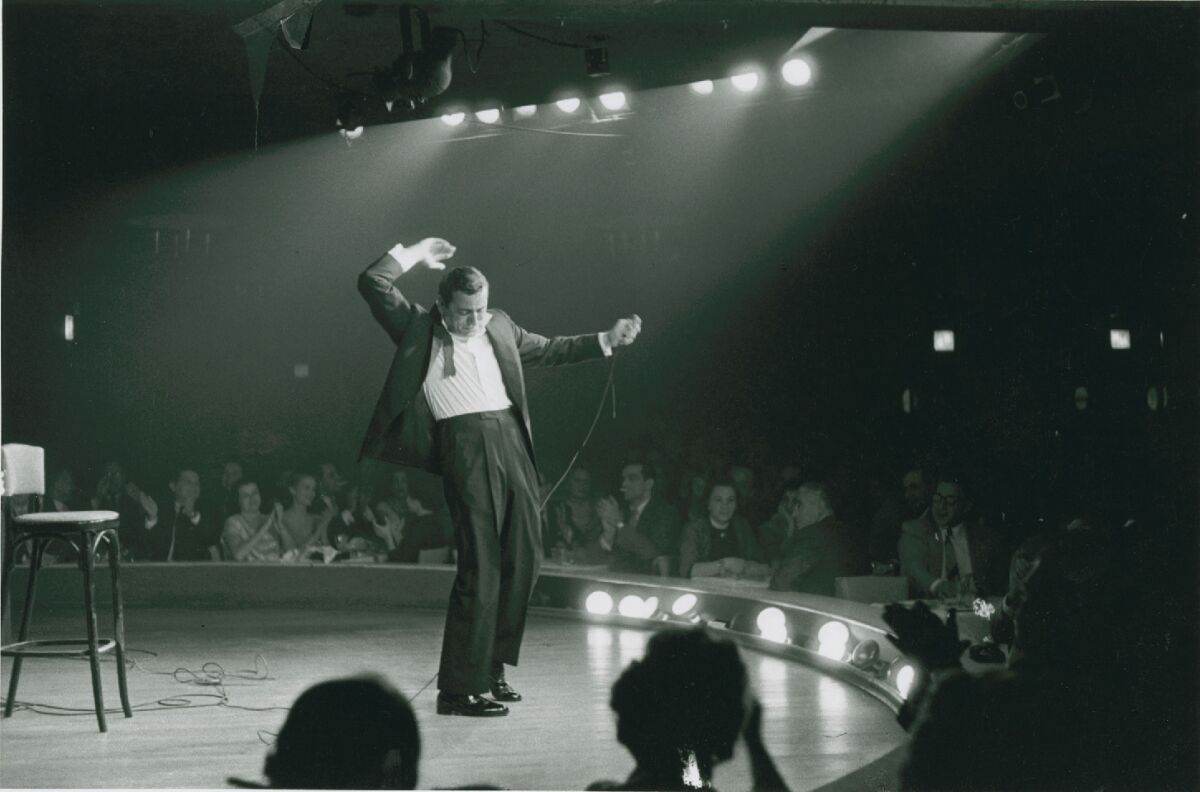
top-left (433, 325), bottom-right (456, 377)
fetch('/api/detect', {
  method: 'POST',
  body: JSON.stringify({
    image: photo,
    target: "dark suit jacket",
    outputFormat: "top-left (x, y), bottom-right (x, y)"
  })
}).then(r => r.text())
top-left (769, 515), bottom-right (861, 596)
top-left (899, 511), bottom-right (1006, 598)
top-left (677, 515), bottom-right (762, 577)
top-left (608, 498), bottom-right (681, 574)
top-left (140, 503), bottom-right (216, 562)
top-left (358, 251), bottom-right (606, 474)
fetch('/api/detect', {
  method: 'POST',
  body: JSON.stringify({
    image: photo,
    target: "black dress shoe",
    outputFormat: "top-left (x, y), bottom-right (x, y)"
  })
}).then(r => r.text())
top-left (436, 692), bottom-right (509, 717)
top-left (489, 678), bottom-right (522, 702)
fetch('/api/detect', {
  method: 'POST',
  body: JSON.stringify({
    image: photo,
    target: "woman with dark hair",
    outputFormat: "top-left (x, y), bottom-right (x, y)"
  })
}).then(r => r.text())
top-left (588, 628), bottom-right (788, 791)
top-left (221, 478), bottom-right (284, 562)
top-left (257, 675), bottom-right (420, 789)
top-left (678, 480), bottom-right (768, 579)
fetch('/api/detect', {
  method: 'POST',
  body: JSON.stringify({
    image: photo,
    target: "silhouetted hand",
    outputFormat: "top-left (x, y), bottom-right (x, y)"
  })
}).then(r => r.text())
top-left (883, 600), bottom-right (969, 672)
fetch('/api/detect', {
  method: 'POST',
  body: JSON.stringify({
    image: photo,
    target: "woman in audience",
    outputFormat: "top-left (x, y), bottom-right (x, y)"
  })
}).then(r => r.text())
top-left (278, 471), bottom-right (334, 555)
top-left (243, 674), bottom-right (420, 789)
top-left (588, 628), bottom-right (788, 792)
top-left (678, 480), bottom-right (768, 579)
top-left (222, 478), bottom-right (284, 561)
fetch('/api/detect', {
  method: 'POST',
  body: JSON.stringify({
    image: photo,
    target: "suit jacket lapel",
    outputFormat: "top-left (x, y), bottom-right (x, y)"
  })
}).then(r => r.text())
top-left (485, 314), bottom-right (525, 410)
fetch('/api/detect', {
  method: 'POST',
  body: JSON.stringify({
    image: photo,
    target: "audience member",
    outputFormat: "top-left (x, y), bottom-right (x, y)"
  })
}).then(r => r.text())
top-left (868, 467), bottom-right (929, 574)
top-left (45, 466), bottom-right (79, 511)
top-left (222, 479), bottom-right (286, 561)
top-left (754, 481), bottom-right (802, 564)
top-left (207, 460), bottom-right (245, 521)
top-left (255, 675), bottom-right (420, 789)
top-left (768, 482), bottom-right (862, 596)
top-left (886, 528), bottom-right (1134, 791)
top-left (678, 480), bottom-right (768, 579)
top-left (139, 468), bottom-right (219, 562)
top-left (587, 628), bottom-right (788, 792)
top-left (598, 457), bottom-right (681, 576)
top-left (728, 465), bottom-right (771, 529)
top-left (676, 468), bottom-right (709, 523)
top-left (318, 462), bottom-right (347, 512)
top-left (545, 467), bottom-right (603, 559)
top-left (279, 472), bottom-right (334, 555)
top-left (91, 460), bottom-right (155, 558)
top-left (898, 473), bottom-right (1005, 599)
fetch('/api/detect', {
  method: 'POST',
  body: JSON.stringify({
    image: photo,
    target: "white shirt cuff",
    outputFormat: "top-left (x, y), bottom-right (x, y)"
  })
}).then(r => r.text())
top-left (597, 332), bottom-right (613, 357)
top-left (387, 242), bottom-right (425, 273)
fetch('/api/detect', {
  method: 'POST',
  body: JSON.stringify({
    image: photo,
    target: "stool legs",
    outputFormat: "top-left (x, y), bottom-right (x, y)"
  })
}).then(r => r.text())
top-left (80, 536), bottom-right (108, 732)
top-left (4, 537), bottom-right (46, 718)
top-left (106, 531), bottom-right (132, 718)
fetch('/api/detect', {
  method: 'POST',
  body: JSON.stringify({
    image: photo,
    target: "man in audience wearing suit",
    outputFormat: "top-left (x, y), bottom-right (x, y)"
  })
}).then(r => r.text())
top-left (137, 468), bottom-right (219, 562)
top-left (899, 472), bottom-right (1004, 599)
top-left (768, 482), bottom-right (862, 596)
top-left (358, 236), bottom-right (641, 717)
top-left (597, 457), bottom-right (682, 576)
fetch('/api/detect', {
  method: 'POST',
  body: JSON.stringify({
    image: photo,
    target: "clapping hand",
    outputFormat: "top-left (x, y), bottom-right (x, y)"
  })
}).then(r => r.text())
top-left (882, 600), bottom-right (969, 672)
top-left (416, 237), bottom-right (456, 270)
top-left (605, 315), bottom-right (642, 349)
top-left (596, 496), bottom-right (622, 527)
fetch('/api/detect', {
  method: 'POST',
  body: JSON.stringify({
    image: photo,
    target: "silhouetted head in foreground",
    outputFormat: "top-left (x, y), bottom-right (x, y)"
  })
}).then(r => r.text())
top-left (264, 675), bottom-right (420, 789)
top-left (609, 628), bottom-right (747, 789)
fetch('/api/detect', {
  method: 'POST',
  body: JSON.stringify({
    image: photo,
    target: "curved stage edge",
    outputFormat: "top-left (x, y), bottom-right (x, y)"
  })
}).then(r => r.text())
top-left (2, 561), bottom-right (913, 790)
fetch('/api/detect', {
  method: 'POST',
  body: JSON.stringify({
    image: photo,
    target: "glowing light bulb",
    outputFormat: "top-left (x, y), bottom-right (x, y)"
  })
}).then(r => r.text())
top-left (585, 591), bottom-right (613, 614)
top-left (599, 91), bottom-right (627, 110)
top-left (555, 97), bottom-right (581, 113)
top-left (731, 71), bottom-right (761, 92)
top-left (896, 664), bottom-right (916, 699)
top-left (781, 58), bottom-right (813, 86)
top-left (671, 594), bottom-right (698, 616)
top-left (756, 607), bottom-right (786, 633)
top-left (514, 105), bottom-right (538, 117)
top-left (618, 595), bottom-right (645, 617)
top-left (689, 80), bottom-right (715, 96)
top-left (474, 108), bottom-right (500, 124)
top-left (817, 620), bottom-right (850, 660)
top-left (440, 112), bottom-right (465, 127)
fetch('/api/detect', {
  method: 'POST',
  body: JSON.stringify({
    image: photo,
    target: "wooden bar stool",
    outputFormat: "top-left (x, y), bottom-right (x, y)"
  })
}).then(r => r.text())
top-left (1, 444), bottom-right (133, 732)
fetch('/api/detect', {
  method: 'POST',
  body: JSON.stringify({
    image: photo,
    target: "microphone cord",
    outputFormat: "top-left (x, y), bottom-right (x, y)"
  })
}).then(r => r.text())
top-left (538, 354), bottom-right (617, 511)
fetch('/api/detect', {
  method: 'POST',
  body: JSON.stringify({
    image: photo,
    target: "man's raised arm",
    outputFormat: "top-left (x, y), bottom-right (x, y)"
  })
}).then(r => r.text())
top-left (358, 237), bottom-right (456, 343)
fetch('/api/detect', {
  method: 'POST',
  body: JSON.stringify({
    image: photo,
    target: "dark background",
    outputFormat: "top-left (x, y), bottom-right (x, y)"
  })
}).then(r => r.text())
top-left (2, 8), bottom-right (1196, 527)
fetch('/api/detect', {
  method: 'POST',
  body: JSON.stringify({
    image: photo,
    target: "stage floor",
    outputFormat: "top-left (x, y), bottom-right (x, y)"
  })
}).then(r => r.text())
top-left (0, 606), bottom-right (905, 790)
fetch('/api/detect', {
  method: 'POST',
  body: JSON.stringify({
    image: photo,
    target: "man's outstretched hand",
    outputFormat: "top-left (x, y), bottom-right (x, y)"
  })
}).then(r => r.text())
top-left (605, 314), bottom-right (642, 349)
top-left (415, 237), bottom-right (456, 270)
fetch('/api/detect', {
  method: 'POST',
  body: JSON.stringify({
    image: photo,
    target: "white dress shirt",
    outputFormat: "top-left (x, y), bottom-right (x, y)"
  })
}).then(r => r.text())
top-left (386, 242), bottom-right (613, 421)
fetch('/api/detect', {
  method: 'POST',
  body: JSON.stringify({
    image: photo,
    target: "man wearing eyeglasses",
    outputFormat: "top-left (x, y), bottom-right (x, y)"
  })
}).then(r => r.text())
top-left (899, 475), bottom-right (1002, 599)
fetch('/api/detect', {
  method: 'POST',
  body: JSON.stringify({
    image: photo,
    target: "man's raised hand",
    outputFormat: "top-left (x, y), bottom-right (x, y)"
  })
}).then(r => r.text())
top-left (605, 314), bottom-right (642, 349)
top-left (417, 237), bottom-right (456, 270)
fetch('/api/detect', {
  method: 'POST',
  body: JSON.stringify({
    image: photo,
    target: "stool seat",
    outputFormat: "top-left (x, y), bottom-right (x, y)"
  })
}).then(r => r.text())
top-left (15, 510), bottom-right (119, 526)
top-left (3, 638), bottom-right (118, 658)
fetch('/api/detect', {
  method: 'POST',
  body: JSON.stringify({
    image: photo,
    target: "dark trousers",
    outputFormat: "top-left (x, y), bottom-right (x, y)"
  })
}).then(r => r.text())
top-left (436, 408), bottom-right (542, 694)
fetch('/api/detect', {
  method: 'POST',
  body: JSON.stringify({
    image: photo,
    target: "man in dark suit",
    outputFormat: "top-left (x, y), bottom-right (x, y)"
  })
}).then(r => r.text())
top-left (359, 237), bottom-right (641, 717)
top-left (136, 469), bottom-right (218, 562)
top-left (769, 482), bottom-right (862, 596)
top-left (596, 457), bottom-right (681, 576)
